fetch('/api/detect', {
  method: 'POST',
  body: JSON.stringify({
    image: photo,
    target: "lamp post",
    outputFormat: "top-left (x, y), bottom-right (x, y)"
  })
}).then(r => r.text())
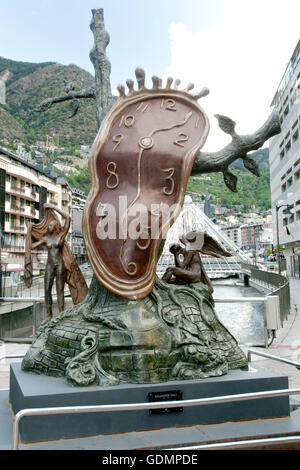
top-left (275, 203), bottom-right (292, 275)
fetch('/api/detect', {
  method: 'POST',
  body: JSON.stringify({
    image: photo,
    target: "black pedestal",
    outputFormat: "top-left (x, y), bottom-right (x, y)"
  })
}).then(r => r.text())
top-left (9, 363), bottom-right (290, 444)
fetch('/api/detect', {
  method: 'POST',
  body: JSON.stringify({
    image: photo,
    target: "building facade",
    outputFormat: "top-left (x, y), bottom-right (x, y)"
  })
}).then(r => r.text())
top-left (240, 223), bottom-right (263, 252)
top-left (0, 147), bottom-right (72, 275)
top-left (220, 224), bottom-right (242, 249)
top-left (269, 39), bottom-right (300, 277)
top-left (71, 188), bottom-right (87, 264)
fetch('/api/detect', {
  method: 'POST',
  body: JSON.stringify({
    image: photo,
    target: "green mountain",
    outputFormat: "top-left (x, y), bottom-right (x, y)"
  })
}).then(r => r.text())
top-left (0, 56), bottom-right (98, 147)
top-left (230, 147), bottom-right (269, 172)
top-left (0, 105), bottom-right (25, 140)
top-left (187, 148), bottom-right (271, 211)
top-left (63, 148), bottom-right (271, 212)
top-left (0, 56), bottom-right (271, 210)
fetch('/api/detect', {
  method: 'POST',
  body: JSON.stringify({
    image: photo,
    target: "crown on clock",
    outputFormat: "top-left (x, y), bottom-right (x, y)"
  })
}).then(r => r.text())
top-left (117, 67), bottom-right (210, 101)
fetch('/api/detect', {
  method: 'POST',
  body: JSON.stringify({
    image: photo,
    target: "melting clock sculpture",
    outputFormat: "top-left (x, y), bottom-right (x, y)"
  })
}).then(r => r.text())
top-left (83, 69), bottom-right (209, 300)
top-left (22, 70), bottom-right (251, 386)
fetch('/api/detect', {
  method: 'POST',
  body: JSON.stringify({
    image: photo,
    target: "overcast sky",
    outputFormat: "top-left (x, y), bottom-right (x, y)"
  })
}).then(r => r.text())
top-left (1, 0), bottom-right (299, 150)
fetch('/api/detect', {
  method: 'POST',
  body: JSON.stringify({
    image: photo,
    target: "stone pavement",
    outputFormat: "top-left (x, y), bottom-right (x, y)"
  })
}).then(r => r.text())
top-left (248, 277), bottom-right (300, 399)
top-left (1, 277), bottom-right (300, 449)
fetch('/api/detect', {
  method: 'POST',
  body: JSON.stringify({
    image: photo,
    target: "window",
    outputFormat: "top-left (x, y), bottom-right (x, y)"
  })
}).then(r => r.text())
top-left (295, 171), bottom-right (300, 181)
top-left (293, 130), bottom-right (299, 142)
top-left (283, 105), bottom-right (289, 118)
top-left (294, 158), bottom-right (300, 167)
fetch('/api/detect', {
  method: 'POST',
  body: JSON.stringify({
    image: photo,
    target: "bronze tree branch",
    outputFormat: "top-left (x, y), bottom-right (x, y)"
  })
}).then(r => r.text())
top-left (191, 110), bottom-right (281, 191)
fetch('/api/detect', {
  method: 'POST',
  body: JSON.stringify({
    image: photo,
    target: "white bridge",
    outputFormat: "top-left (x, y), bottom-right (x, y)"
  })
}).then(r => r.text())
top-left (156, 196), bottom-right (248, 279)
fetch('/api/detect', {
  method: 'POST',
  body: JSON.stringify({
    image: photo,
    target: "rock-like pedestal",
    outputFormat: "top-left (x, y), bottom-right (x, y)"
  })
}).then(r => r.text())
top-left (21, 278), bottom-right (248, 386)
top-left (10, 362), bottom-right (290, 444)
top-left (14, 277), bottom-right (290, 445)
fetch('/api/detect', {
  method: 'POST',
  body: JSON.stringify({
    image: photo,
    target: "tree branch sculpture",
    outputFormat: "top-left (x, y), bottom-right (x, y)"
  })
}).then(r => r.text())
top-left (35, 9), bottom-right (116, 122)
top-left (192, 110), bottom-right (281, 191)
top-left (35, 8), bottom-right (281, 190)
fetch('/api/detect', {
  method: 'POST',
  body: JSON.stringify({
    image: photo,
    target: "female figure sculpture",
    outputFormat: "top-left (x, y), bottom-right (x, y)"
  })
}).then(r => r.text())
top-left (24, 203), bottom-right (88, 323)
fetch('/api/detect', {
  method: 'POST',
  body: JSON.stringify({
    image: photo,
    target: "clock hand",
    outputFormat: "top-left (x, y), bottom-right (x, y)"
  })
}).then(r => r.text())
top-left (149, 111), bottom-right (193, 137)
top-left (120, 112), bottom-right (193, 275)
top-left (138, 111), bottom-right (193, 150)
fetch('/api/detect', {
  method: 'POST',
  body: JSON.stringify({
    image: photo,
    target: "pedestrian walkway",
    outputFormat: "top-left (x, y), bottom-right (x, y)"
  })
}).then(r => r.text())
top-left (248, 277), bottom-right (300, 396)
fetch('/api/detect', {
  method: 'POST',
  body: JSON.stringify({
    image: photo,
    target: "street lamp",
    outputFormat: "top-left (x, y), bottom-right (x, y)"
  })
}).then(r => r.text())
top-left (275, 202), bottom-right (292, 275)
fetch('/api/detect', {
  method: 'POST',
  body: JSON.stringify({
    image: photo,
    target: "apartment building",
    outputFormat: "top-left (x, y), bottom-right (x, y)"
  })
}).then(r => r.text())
top-left (0, 147), bottom-right (72, 274)
top-left (269, 38), bottom-right (300, 277)
top-left (220, 224), bottom-right (242, 249)
top-left (71, 188), bottom-right (87, 264)
top-left (240, 223), bottom-right (263, 252)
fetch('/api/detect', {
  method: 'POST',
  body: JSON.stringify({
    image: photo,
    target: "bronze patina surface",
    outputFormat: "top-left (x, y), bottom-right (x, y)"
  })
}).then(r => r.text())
top-left (162, 230), bottom-right (232, 305)
top-left (22, 9), bottom-right (282, 387)
top-left (24, 204), bottom-right (88, 323)
top-left (83, 74), bottom-right (209, 300)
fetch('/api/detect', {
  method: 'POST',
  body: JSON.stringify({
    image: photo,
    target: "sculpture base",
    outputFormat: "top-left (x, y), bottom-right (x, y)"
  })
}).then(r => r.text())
top-left (10, 362), bottom-right (290, 444)
top-left (21, 279), bottom-right (248, 386)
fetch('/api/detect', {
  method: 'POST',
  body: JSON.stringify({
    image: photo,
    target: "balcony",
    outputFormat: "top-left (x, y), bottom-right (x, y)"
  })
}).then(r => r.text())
top-left (9, 184), bottom-right (26, 195)
top-left (10, 204), bottom-right (21, 213)
top-left (30, 207), bottom-right (39, 218)
top-left (2, 243), bottom-right (25, 253)
top-left (9, 225), bottom-right (26, 233)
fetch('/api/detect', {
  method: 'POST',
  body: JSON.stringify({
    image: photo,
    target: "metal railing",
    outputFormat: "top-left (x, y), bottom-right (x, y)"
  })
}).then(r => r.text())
top-left (248, 348), bottom-right (300, 370)
top-left (241, 263), bottom-right (290, 326)
top-left (214, 296), bottom-right (279, 347)
top-left (10, 386), bottom-right (300, 450)
top-left (0, 353), bottom-right (26, 362)
top-left (170, 435), bottom-right (300, 450)
top-left (0, 294), bottom-right (273, 346)
top-left (2, 350), bottom-right (300, 450)
top-left (0, 297), bottom-right (74, 342)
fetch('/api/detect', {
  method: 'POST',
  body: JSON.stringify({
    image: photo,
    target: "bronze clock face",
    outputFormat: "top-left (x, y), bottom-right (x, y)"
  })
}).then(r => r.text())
top-left (83, 83), bottom-right (209, 299)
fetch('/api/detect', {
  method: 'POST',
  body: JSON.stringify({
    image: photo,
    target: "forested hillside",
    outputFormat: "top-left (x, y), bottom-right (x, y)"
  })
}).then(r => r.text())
top-left (0, 56), bottom-right (98, 146)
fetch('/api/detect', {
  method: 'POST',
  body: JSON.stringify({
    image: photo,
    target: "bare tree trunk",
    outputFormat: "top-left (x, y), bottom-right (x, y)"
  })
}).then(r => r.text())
top-left (89, 8), bottom-right (116, 125)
